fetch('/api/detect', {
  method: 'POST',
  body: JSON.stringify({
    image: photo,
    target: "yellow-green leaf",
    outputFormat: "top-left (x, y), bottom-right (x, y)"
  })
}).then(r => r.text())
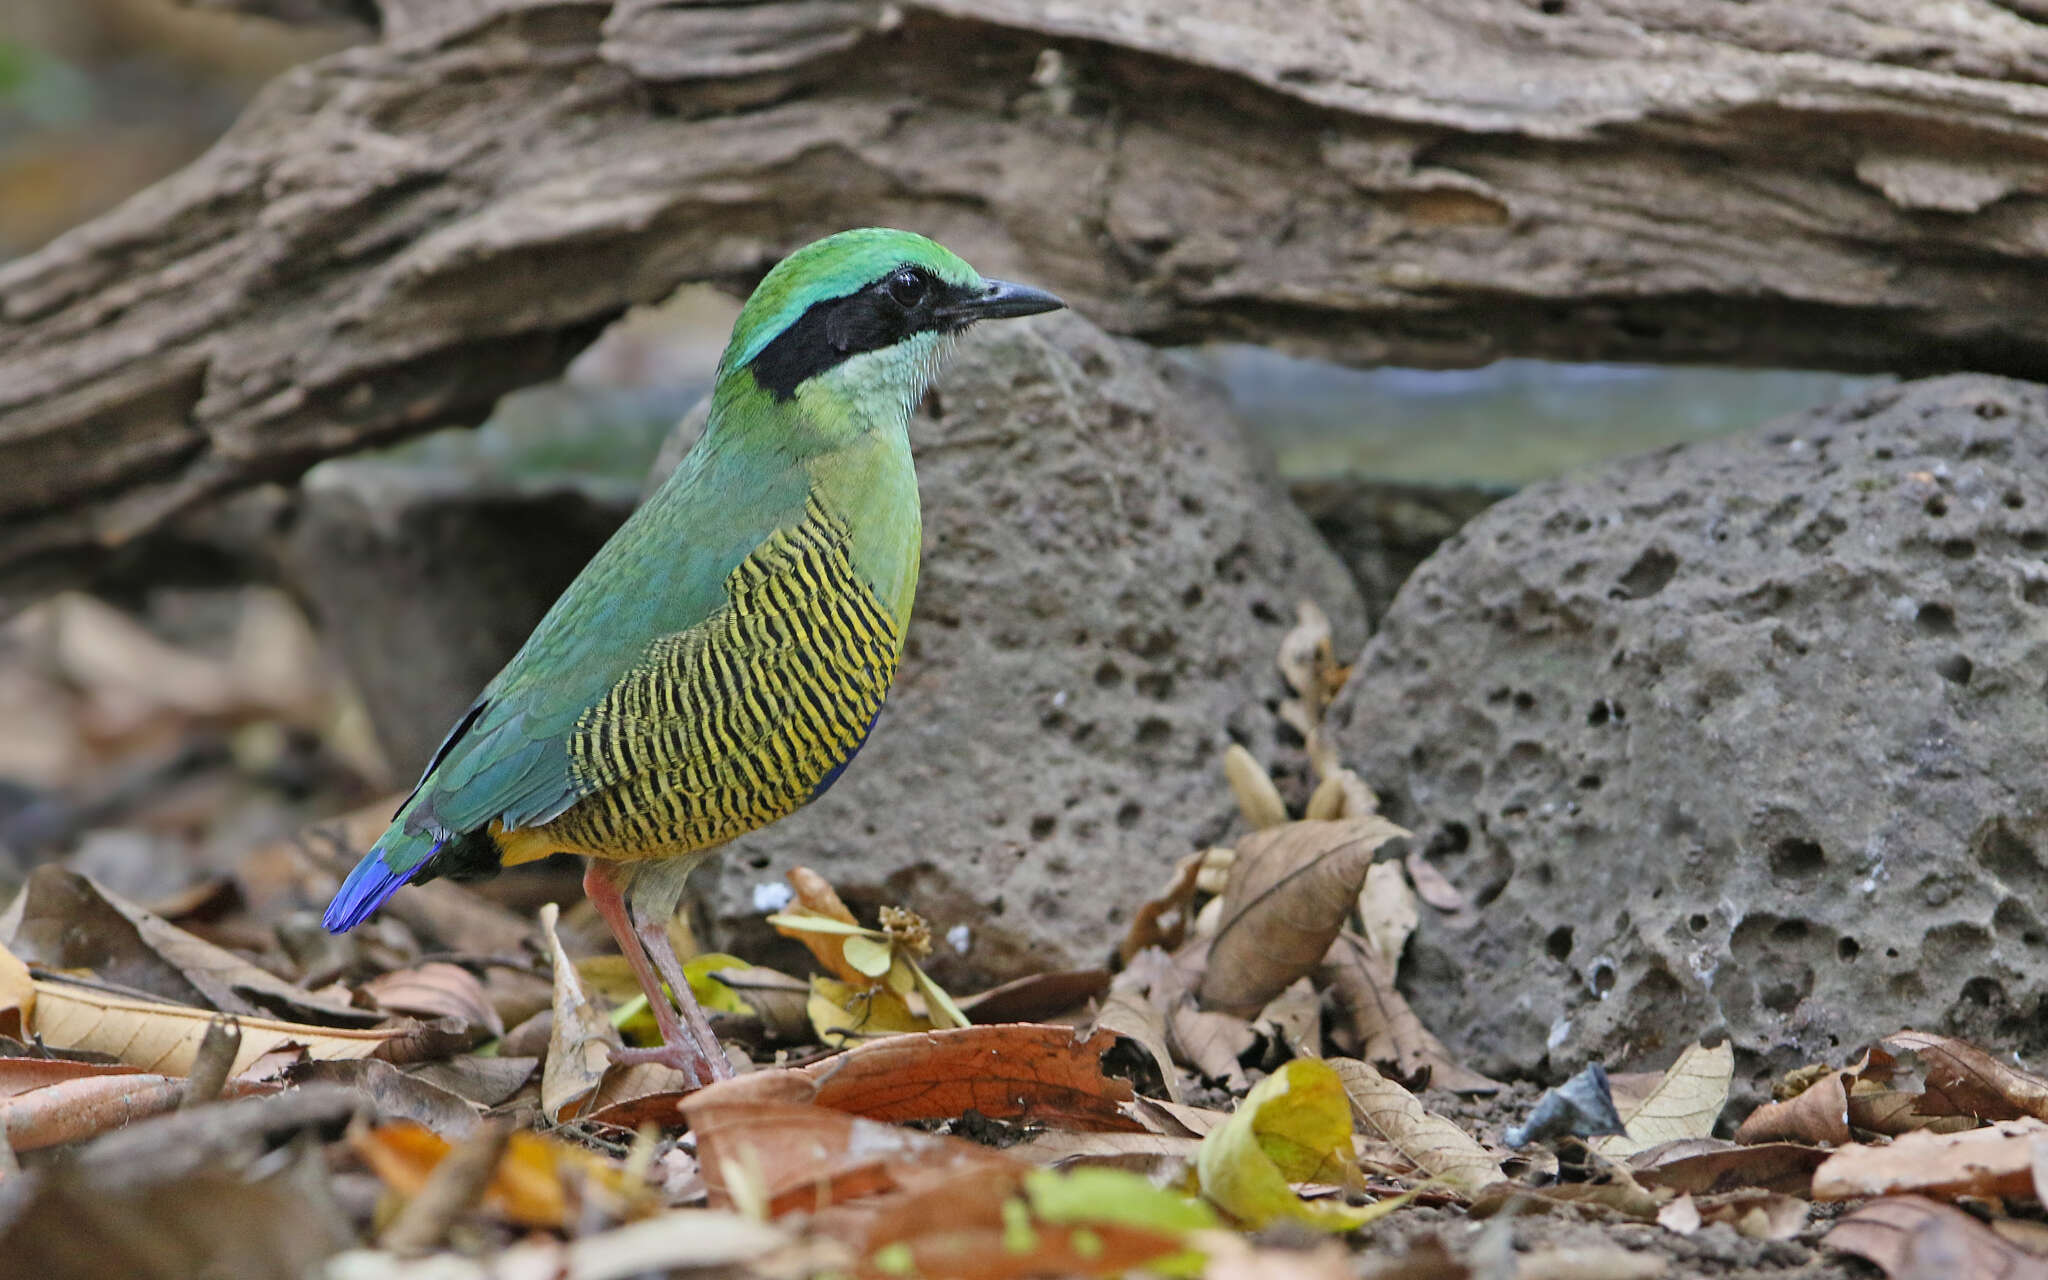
top-left (1195, 1058), bottom-right (1376, 1230)
top-left (1023, 1168), bottom-right (1214, 1277)
top-left (841, 935), bottom-right (895, 979)
top-left (907, 957), bottom-right (971, 1030)
top-left (683, 952), bottom-right (755, 1016)
top-left (806, 975), bottom-right (927, 1047)
top-left (764, 914), bottom-right (882, 938)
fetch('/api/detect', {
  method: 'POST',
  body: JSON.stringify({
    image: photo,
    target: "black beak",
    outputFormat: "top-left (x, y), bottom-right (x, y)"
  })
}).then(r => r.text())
top-left (939, 278), bottom-right (1066, 325)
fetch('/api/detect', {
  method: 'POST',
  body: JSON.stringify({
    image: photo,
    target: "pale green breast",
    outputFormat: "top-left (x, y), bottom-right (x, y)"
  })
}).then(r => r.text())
top-left (540, 496), bottom-right (907, 859)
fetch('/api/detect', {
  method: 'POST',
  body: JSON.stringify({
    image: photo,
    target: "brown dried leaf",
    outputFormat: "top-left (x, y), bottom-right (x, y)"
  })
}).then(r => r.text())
top-left (1257, 976), bottom-right (1322, 1061)
top-left (0, 1072), bottom-right (187, 1151)
top-left (28, 971), bottom-right (404, 1075)
top-left (1403, 849), bottom-right (1469, 914)
top-left (287, 1058), bottom-right (480, 1139)
top-left (1591, 1041), bottom-right (1733, 1159)
top-left (1825, 1195), bottom-right (2043, 1279)
top-left (1319, 932), bottom-right (1501, 1094)
top-left (362, 963), bottom-right (503, 1040)
top-left (1198, 816), bottom-right (1406, 1017)
top-left (1118, 853), bottom-right (1205, 967)
top-left (690, 1100), bottom-right (1018, 1215)
top-left (1, 867), bottom-right (375, 1026)
top-left (1884, 1030), bottom-right (2048, 1123)
top-left (1092, 951), bottom-right (1184, 1104)
top-left (1012, 1128), bottom-right (1204, 1174)
top-left (1629, 1139), bottom-right (1831, 1197)
top-left (708, 964), bottom-right (812, 1043)
top-left (538, 902), bottom-right (617, 1122)
top-left (959, 969), bottom-right (1110, 1025)
top-left (1168, 1001), bottom-right (1257, 1091)
top-left (682, 1024), bottom-right (1141, 1132)
top-left (1812, 1118), bottom-right (2048, 1202)
top-left (1329, 1057), bottom-right (1504, 1194)
top-left (401, 1056), bottom-right (537, 1108)
top-left (1468, 1165), bottom-right (1667, 1222)
top-left (1733, 1069), bottom-right (1850, 1145)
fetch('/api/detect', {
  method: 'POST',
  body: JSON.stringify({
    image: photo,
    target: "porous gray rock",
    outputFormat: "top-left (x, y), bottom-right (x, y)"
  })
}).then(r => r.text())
top-left (1329, 375), bottom-right (2048, 1095)
top-left (658, 311), bottom-right (1367, 983)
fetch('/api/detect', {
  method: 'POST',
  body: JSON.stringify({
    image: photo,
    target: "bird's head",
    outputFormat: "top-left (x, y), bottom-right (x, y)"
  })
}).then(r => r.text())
top-left (716, 228), bottom-right (1063, 435)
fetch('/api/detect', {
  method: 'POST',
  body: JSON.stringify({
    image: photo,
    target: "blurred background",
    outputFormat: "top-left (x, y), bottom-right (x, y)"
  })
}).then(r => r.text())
top-left (0, 0), bottom-right (1874, 904)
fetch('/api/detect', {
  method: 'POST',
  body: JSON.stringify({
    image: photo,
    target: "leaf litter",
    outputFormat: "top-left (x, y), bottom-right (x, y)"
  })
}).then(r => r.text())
top-left (2, 595), bottom-right (2048, 1278)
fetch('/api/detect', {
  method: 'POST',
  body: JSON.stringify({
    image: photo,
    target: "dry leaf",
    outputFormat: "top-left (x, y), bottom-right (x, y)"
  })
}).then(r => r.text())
top-left (351, 1121), bottom-right (642, 1230)
top-left (1223, 745), bottom-right (1289, 831)
top-left (1629, 1139), bottom-right (1831, 1197)
top-left (1319, 932), bottom-right (1500, 1094)
top-left (1093, 952), bottom-right (1184, 1104)
top-left (287, 1059), bottom-right (482, 1140)
top-left (1591, 1041), bottom-right (1733, 1158)
top-left (361, 963), bottom-right (502, 1040)
top-left (1197, 816), bottom-right (1406, 1017)
top-left (1118, 854), bottom-right (1205, 967)
top-left (537, 902), bottom-right (617, 1122)
top-left (1356, 861), bottom-right (1417, 965)
top-left (28, 971), bottom-right (403, 1075)
top-left (1468, 1163), bottom-right (1668, 1222)
top-left (1169, 1001), bottom-right (1258, 1091)
top-left (689, 1099), bottom-right (1018, 1215)
top-left (1825, 1195), bottom-right (2042, 1279)
top-left (1403, 849), bottom-right (1469, 914)
top-left (958, 969), bottom-right (1109, 1024)
top-left (1883, 1030), bottom-right (2048, 1123)
top-left (1691, 1189), bottom-right (1807, 1240)
top-left (1812, 1118), bottom-right (2048, 1202)
top-left (1, 867), bottom-right (375, 1026)
top-left (1257, 977), bottom-right (1322, 1061)
top-left (0, 1072), bottom-right (188, 1151)
top-left (861, 1165), bottom-right (1212, 1280)
top-left (1012, 1128), bottom-right (1205, 1175)
top-left (683, 1024), bottom-right (1142, 1132)
top-left (1329, 1057), bottom-right (1504, 1194)
top-left (1734, 1068), bottom-right (1850, 1145)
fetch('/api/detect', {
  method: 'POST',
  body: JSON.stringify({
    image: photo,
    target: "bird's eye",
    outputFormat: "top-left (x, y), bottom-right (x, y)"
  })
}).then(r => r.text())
top-left (886, 269), bottom-right (927, 308)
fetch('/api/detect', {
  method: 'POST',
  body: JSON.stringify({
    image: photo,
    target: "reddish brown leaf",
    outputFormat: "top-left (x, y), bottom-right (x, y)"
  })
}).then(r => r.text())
top-left (1734, 1070), bottom-right (1850, 1145)
top-left (0, 1056), bottom-right (145, 1099)
top-left (682, 1024), bottom-right (1142, 1132)
top-left (1825, 1195), bottom-right (2042, 1279)
top-left (1813, 1118), bottom-right (2048, 1202)
top-left (859, 1166), bottom-right (1192, 1280)
top-left (1118, 853), bottom-right (1205, 967)
top-left (690, 1101), bottom-right (1018, 1216)
top-left (0, 1072), bottom-right (186, 1151)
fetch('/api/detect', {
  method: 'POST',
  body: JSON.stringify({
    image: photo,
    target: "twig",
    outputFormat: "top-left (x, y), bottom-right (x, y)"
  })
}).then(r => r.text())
top-left (378, 1119), bottom-right (513, 1254)
top-left (180, 1017), bottom-right (242, 1109)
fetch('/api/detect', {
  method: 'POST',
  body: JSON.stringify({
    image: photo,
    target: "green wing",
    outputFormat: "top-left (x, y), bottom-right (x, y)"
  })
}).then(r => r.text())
top-left (396, 431), bottom-right (813, 846)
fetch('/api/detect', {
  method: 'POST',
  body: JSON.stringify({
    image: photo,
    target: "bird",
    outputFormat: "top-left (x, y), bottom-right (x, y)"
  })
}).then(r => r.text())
top-left (322, 228), bottom-right (1064, 1086)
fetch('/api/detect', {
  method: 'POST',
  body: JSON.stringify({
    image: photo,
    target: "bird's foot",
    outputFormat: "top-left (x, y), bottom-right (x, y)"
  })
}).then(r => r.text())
top-left (606, 1040), bottom-right (733, 1088)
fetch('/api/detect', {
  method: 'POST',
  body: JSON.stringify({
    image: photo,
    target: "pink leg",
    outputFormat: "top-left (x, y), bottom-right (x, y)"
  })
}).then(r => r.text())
top-left (580, 862), bottom-right (714, 1088)
top-left (636, 915), bottom-right (735, 1081)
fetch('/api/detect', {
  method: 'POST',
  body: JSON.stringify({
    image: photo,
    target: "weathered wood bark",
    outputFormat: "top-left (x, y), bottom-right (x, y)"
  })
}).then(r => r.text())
top-left (8, 0), bottom-right (2048, 596)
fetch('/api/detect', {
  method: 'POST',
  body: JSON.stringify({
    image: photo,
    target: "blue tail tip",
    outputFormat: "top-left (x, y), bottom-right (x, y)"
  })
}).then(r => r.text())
top-left (323, 847), bottom-right (426, 933)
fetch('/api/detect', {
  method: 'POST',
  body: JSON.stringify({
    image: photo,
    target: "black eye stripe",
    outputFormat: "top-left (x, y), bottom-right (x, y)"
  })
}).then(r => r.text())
top-left (747, 267), bottom-right (982, 400)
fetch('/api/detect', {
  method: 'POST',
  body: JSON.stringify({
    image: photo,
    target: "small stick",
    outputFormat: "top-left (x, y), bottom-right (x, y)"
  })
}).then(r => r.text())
top-left (180, 1016), bottom-right (241, 1109)
top-left (379, 1120), bottom-right (513, 1254)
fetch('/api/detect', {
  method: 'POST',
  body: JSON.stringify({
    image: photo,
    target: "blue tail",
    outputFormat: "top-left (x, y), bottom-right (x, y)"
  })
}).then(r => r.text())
top-left (323, 834), bottom-right (443, 932)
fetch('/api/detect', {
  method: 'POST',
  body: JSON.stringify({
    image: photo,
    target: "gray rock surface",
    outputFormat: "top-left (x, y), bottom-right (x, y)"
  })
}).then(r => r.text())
top-left (1329, 375), bottom-right (2048, 1095)
top-left (647, 312), bottom-right (1367, 982)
